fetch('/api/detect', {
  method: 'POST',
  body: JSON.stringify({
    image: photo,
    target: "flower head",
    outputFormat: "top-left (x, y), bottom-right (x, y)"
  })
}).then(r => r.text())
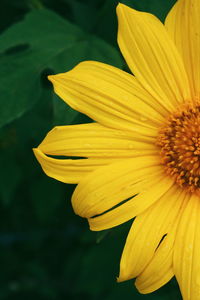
top-left (33, 1), bottom-right (200, 299)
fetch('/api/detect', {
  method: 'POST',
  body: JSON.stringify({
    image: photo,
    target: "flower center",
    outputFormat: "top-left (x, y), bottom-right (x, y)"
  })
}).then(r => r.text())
top-left (157, 102), bottom-right (200, 194)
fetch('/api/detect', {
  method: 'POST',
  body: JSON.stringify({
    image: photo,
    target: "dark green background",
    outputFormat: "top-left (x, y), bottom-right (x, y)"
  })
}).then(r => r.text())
top-left (0, 0), bottom-right (181, 299)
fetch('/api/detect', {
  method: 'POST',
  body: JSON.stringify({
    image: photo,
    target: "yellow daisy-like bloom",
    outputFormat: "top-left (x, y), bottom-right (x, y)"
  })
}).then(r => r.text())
top-left (33, 1), bottom-right (200, 299)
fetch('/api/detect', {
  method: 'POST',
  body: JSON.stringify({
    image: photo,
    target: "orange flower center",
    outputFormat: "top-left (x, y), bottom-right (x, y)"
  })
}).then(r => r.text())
top-left (157, 102), bottom-right (200, 194)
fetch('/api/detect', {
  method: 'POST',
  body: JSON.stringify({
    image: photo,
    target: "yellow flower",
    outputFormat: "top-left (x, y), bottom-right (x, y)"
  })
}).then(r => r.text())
top-left (33, 1), bottom-right (200, 299)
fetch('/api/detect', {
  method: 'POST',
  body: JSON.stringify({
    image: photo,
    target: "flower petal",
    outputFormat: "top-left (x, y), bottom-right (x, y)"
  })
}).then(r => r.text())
top-left (38, 123), bottom-right (156, 159)
top-left (88, 171), bottom-right (174, 231)
top-left (173, 194), bottom-right (200, 300)
top-left (135, 192), bottom-right (189, 294)
top-left (72, 152), bottom-right (174, 224)
top-left (48, 61), bottom-right (165, 134)
top-left (135, 234), bottom-right (174, 294)
top-left (117, 4), bottom-right (191, 109)
top-left (118, 185), bottom-right (184, 282)
top-left (72, 156), bottom-right (163, 218)
top-left (165, 0), bottom-right (200, 98)
top-left (33, 148), bottom-right (114, 184)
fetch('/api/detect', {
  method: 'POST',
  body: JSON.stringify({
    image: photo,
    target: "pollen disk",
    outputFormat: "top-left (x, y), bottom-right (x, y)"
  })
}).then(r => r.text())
top-left (157, 103), bottom-right (200, 194)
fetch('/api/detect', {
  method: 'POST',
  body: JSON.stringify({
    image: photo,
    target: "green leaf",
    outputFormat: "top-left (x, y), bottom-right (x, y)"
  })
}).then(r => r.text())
top-left (0, 8), bottom-right (123, 128)
top-left (62, 0), bottom-right (97, 32)
top-left (53, 94), bottom-right (79, 125)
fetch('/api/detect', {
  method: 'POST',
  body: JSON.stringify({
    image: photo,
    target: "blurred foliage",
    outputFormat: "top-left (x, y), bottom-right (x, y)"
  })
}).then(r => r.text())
top-left (0, 0), bottom-right (181, 299)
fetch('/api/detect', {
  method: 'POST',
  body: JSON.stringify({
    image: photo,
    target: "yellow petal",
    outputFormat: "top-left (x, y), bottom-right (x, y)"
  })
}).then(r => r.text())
top-left (33, 148), bottom-right (114, 184)
top-left (48, 61), bottom-right (165, 134)
top-left (135, 192), bottom-right (189, 294)
top-left (117, 4), bottom-right (191, 109)
top-left (173, 194), bottom-right (200, 300)
top-left (39, 123), bottom-right (156, 159)
top-left (136, 234), bottom-right (174, 294)
top-left (88, 171), bottom-right (174, 231)
top-left (118, 185), bottom-right (184, 282)
top-left (165, 0), bottom-right (200, 98)
top-left (72, 156), bottom-right (166, 219)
